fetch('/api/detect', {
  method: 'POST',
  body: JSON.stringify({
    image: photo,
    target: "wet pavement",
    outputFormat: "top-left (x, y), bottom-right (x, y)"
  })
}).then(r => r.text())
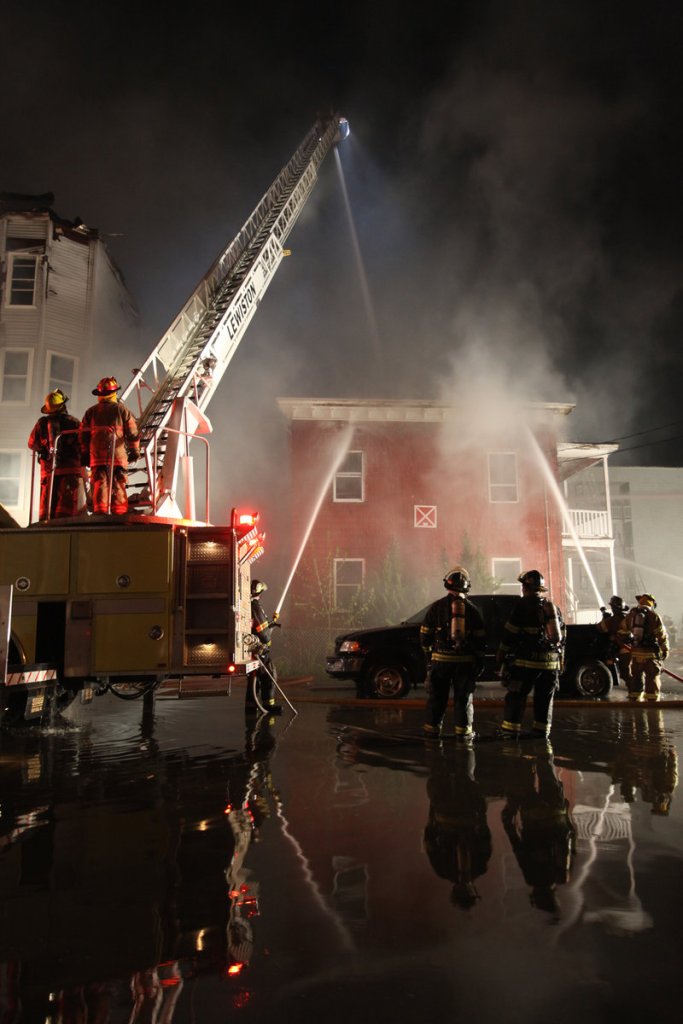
top-left (1, 681), bottom-right (683, 1022)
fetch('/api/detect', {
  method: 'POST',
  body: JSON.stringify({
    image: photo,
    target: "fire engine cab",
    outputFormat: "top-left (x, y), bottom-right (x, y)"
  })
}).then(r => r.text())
top-left (0, 115), bottom-right (349, 726)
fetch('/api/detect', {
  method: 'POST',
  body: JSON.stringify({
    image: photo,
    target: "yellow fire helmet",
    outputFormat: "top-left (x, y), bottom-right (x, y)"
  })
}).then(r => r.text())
top-left (41, 389), bottom-right (69, 414)
top-left (636, 593), bottom-right (657, 608)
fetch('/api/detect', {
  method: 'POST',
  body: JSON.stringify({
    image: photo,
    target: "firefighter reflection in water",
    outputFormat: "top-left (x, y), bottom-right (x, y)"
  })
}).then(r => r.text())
top-left (496, 570), bottom-right (566, 740)
top-left (596, 595), bottom-right (631, 686)
top-left (246, 579), bottom-right (282, 715)
top-left (226, 715), bottom-right (279, 983)
top-left (613, 709), bottom-right (679, 816)
top-left (619, 593), bottom-right (669, 702)
top-left (421, 567), bottom-right (486, 741)
top-left (27, 388), bottom-right (85, 520)
top-left (423, 744), bottom-right (492, 909)
top-left (79, 376), bottom-right (140, 515)
top-left (501, 744), bottom-right (575, 918)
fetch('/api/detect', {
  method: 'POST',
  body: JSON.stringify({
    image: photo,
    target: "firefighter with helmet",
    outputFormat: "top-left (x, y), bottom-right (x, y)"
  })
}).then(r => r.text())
top-left (78, 377), bottom-right (140, 515)
top-left (618, 593), bottom-right (669, 701)
top-left (421, 566), bottom-right (486, 741)
top-left (28, 388), bottom-right (85, 520)
top-left (596, 595), bottom-right (631, 686)
top-left (246, 579), bottom-right (282, 715)
top-left (496, 570), bottom-right (566, 740)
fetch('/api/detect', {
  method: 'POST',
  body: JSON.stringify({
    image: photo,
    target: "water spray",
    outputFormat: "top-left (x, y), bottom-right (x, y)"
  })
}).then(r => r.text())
top-left (275, 424), bottom-right (354, 616)
top-left (526, 427), bottom-right (605, 609)
top-left (333, 149), bottom-right (382, 367)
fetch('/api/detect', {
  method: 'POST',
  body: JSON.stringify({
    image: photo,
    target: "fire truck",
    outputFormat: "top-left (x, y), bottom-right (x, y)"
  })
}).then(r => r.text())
top-left (0, 115), bottom-right (350, 726)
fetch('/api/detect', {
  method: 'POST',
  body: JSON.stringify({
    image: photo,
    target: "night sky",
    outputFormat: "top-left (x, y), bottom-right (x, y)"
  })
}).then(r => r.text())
top-left (2, 1), bottom-right (682, 527)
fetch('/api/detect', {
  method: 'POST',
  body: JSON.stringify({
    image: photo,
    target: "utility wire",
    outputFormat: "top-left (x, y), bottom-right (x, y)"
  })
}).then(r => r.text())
top-left (611, 433), bottom-right (683, 456)
top-left (606, 419), bottom-right (683, 444)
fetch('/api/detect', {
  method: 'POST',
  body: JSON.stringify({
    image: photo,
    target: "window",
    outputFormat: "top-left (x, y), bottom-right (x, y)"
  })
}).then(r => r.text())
top-left (6, 253), bottom-right (39, 306)
top-left (0, 451), bottom-right (23, 507)
top-left (334, 450), bottom-right (364, 502)
top-left (47, 352), bottom-right (76, 395)
top-left (1, 349), bottom-right (32, 403)
top-left (492, 557), bottom-right (522, 593)
top-left (488, 452), bottom-right (518, 503)
top-left (334, 558), bottom-right (364, 609)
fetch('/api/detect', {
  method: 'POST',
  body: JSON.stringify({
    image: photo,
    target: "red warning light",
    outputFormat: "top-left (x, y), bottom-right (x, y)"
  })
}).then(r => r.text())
top-left (231, 508), bottom-right (259, 532)
top-left (227, 963), bottom-right (244, 976)
top-left (228, 663), bottom-right (237, 674)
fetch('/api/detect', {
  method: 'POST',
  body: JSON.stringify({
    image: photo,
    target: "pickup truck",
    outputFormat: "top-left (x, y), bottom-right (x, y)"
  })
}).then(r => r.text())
top-left (325, 594), bottom-right (615, 699)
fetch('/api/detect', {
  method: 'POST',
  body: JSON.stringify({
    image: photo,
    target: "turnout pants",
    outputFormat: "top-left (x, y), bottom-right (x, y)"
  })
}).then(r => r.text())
top-left (501, 667), bottom-right (559, 737)
top-left (245, 652), bottom-right (276, 712)
top-left (628, 656), bottom-right (662, 701)
top-left (425, 661), bottom-right (476, 735)
top-left (91, 464), bottom-right (129, 515)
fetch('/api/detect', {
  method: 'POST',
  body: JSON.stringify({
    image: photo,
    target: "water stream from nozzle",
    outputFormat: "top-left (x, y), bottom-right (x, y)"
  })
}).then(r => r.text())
top-left (275, 424), bottom-right (354, 616)
top-left (333, 148), bottom-right (382, 368)
top-left (526, 427), bottom-right (605, 609)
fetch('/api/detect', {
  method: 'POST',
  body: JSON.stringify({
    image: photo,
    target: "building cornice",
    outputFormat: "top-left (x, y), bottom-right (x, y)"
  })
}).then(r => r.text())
top-left (276, 397), bottom-right (575, 423)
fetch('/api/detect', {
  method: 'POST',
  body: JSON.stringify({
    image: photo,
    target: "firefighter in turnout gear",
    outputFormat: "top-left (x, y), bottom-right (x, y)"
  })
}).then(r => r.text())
top-left (28, 389), bottom-right (85, 520)
top-left (245, 579), bottom-right (282, 715)
top-left (619, 593), bottom-right (669, 702)
top-left (496, 570), bottom-right (566, 739)
top-left (597, 595), bottom-right (631, 686)
top-left (79, 377), bottom-right (140, 515)
top-left (421, 567), bottom-right (486, 741)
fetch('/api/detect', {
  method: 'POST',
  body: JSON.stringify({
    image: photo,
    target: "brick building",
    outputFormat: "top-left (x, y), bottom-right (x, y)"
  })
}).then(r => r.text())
top-left (277, 398), bottom-right (591, 628)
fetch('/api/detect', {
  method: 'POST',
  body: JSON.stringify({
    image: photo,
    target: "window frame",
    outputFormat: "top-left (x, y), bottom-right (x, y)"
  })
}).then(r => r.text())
top-left (333, 450), bottom-right (365, 503)
top-left (488, 451), bottom-right (519, 504)
top-left (45, 350), bottom-right (77, 397)
top-left (0, 449), bottom-right (26, 510)
top-left (0, 347), bottom-right (33, 405)
top-left (4, 252), bottom-right (40, 307)
top-left (333, 557), bottom-right (365, 610)
top-left (491, 557), bottom-right (523, 594)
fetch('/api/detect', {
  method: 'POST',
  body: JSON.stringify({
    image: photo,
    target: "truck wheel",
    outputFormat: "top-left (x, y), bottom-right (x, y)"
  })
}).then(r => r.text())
top-left (574, 660), bottom-right (613, 698)
top-left (108, 680), bottom-right (160, 701)
top-left (366, 661), bottom-right (411, 699)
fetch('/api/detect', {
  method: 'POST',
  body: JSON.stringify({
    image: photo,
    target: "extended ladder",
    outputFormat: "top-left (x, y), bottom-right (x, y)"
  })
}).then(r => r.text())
top-left (122, 115), bottom-right (349, 518)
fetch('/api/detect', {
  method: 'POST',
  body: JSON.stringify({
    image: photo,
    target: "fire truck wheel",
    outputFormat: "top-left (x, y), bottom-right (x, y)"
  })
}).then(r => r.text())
top-left (366, 660), bottom-right (411, 699)
top-left (574, 660), bottom-right (613, 699)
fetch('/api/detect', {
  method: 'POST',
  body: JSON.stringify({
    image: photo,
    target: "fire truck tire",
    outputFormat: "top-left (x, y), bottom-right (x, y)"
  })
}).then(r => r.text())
top-left (366, 660), bottom-right (411, 699)
top-left (574, 660), bottom-right (613, 699)
top-left (108, 680), bottom-right (161, 700)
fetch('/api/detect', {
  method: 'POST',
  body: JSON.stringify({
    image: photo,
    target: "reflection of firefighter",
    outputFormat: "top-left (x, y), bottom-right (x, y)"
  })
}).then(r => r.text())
top-left (613, 709), bottom-right (679, 815)
top-left (245, 580), bottom-right (282, 715)
top-left (597, 595), bottom-right (630, 685)
top-left (619, 593), bottom-right (669, 702)
top-left (225, 715), bottom-right (279, 973)
top-left (501, 744), bottom-right (575, 917)
top-left (78, 376), bottom-right (140, 514)
top-left (27, 389), bottom-right (85, 520)
top-left (423, 745), bottom-right (491, 908)
top-left (421, 566), bottom-right (486, 740)
top-left (496, 570), bottom-right (566, 739)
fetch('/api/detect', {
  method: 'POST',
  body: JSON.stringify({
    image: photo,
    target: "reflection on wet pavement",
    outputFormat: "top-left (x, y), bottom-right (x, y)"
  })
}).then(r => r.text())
top-left (1, 694), bottom-right (682, 1021)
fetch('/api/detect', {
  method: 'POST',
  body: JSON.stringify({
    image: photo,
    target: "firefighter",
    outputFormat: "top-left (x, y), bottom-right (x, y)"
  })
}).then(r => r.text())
top-left (27, 389), bottom-right (85, 520)
top-left (619, 593), bottom-right (669, 702)
top-left (597, 595), bottom-right (631, 686)
top-left (496, 569), bottom-right (566, 740)
top-left (79, 376), bottom-right (140, 515)
top-left (246, 579), bottom-right (282, 715)
top-left (421, 566), bottom-right (486, 741)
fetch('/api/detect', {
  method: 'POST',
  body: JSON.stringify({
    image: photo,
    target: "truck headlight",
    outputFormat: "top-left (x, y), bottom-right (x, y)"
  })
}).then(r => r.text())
top-left (339, 640), bottom-right (363, 653)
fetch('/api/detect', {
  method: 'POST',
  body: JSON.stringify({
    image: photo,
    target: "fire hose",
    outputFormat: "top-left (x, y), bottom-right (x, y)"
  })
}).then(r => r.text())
top-left (663, 667), bottom-right (683, 683)
top-left (244, 635), bottom-right (297, 716)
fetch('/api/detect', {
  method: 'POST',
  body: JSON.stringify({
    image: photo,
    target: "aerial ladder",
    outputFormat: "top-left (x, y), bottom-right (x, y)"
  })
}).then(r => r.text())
top-left (0, 115), bottom-right (349, 724)
top-left (122, 114), bottom-right (350, 521)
